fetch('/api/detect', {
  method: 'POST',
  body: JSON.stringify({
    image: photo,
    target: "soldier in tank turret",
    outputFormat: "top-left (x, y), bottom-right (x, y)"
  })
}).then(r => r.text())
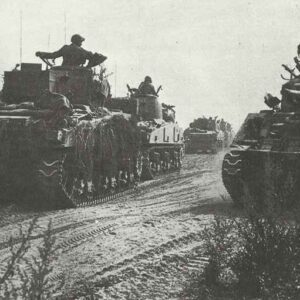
top-left (138, 76), bottom-right (157, 96)
top-left (35, 34), bottom-right (107, 67)
top-left (226, 122), bottom-right (232, 131)
top-left (207, 117), bottom-right (213, 130)
top-left (220, 118), bottom-right (226, 131)
top-left (207, 116), bottom-right (217, 131)
top-left (91, 68), bottom-right (111, 110)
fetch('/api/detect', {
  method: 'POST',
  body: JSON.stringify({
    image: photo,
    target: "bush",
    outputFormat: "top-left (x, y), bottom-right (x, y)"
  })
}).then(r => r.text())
top-left (0, 217), bottom-right (59, 299)
top-left (183, 210), bottom-right (300, 300)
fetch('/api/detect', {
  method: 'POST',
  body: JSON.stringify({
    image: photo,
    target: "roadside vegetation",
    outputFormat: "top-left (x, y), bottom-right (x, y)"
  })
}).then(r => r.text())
top-left (182, 190), bottom-right (300, 300)
top-left (0, 218), bottom-right (61, 299)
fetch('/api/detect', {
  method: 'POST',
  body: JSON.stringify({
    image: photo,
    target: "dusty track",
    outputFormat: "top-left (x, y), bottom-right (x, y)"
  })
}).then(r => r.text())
top-left (0, 151), bottom-right (235, 299)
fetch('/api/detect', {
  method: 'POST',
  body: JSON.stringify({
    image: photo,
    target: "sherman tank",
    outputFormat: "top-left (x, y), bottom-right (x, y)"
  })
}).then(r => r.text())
top-left (222, 63), bottom-right (300, 207)
top-left (184, 128), bottom-right (224, 154)
top-left (105, 87), bottom-right (184, 178)
top-left (184, 117), bottom-right (225, 154)
top-left (0, 60), bottom-right (184, 209)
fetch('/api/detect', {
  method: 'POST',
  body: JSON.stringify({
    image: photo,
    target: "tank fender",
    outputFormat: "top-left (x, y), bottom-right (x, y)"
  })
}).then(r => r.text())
top-left (233, 112), bottom-right (272, 145)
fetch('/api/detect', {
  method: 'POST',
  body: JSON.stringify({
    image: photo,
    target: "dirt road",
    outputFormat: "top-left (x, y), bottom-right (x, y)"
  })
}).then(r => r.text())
top-left (0, 152), bottom-right (234, 299)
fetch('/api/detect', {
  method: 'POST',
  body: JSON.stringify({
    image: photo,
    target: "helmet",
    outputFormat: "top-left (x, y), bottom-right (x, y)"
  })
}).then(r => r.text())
top-left (71, 34), bottom-right (85, 45)
top-left (144, 76), bottom-right (152, 83)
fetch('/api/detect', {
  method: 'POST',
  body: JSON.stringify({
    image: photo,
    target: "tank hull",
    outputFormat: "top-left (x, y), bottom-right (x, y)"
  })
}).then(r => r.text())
top-left (185, 131), bottom-right (224, 154)
top-left (222, 148), bottom-right (300, 208)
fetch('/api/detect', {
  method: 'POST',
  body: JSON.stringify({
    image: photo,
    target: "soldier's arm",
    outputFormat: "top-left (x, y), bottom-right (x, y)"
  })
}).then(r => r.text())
top-left (36, 46), bottom-right (65, 59)
top-left (150, 84), bottom-right (158, 96)
top-left (81, 48), bottom-right (94, 59)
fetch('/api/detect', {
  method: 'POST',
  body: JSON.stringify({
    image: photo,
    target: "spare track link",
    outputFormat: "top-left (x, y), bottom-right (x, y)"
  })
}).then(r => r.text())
top-left (222, 151), bottom-right (244, 206)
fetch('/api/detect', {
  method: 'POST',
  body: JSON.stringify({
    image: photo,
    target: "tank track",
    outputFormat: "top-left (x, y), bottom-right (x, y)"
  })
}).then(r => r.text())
top-left (222, 151), bottom-right (244, 206)
top-left (35, 145), bottom-right (184, 209)
top-left (222, 151), bottom-right (300, 208)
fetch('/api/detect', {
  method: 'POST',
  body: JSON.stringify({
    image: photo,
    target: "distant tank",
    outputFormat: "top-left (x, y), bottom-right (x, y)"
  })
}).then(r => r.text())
top-left (222, 63), bottom-right (300, 207)
top-left (0, 61), bottom-right (183, 209)
top-left (184, 117), bottom-right (227, 154)
top-left (184, 128), bottom-right (224, 154)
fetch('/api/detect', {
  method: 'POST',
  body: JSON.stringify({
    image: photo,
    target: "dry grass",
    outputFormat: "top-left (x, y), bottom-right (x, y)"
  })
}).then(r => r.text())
top-left (0, 218), bottom-right (60, 299)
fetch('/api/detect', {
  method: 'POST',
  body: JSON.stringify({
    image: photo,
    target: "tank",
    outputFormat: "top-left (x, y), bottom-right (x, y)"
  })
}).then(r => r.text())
top-left (0, 62), bottom-right (184, 209)
top-left (184, 118), bottom-right (226, 154)
top-left (222, 63), bottom-right (300, 207)
top-left (105, 87), bottom-right (184, 179)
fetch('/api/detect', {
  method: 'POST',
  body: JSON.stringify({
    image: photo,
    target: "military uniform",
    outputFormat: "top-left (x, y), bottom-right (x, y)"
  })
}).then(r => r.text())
top-left (37, 44), bottom-right (93, 67)
top-left (138, 82), bottom-right (157, 95)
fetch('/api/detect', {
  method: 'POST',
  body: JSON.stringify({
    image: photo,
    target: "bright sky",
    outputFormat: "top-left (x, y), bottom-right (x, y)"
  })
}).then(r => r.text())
top-left (0, 0), bottom-right (300, 130)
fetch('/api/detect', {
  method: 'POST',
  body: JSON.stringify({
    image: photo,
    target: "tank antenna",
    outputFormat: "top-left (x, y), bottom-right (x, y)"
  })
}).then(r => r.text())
top-left (47, 33), bottom-right (50, 50)
top-left (64, 12), bottom-right (67, 44)
top-left (114, 63), bottom-right (117, 97)
top-left (20, 10), bottom-right (23, 65)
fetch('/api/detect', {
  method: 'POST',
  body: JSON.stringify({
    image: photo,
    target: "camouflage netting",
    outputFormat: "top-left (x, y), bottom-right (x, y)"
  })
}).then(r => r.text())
top-left (75, 114), bottom-right (141, 179)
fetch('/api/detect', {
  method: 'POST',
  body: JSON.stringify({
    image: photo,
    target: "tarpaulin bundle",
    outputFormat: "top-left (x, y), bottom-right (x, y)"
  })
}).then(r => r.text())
top-left (75, 114), bottom-right (141, 178)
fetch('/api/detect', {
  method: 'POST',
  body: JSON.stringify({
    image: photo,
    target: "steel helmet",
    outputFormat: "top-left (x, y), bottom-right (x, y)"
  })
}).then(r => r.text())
top-left (144, 76), bottom-right (152, 83)
top-left (71, 34), bottom-right (85, 45)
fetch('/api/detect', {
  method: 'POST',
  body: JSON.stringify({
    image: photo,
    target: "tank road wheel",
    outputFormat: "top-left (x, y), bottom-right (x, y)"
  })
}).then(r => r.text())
top-left (141, 151), bottom-right (154, 180)
top-left (59, 153), bottom-right (90, 207)
top-left (150, 151), bottom-right (161, 175)
top-left (176, 148), bottom-right (184, 169)
top-left (178, 147), bottom-right (184, 168)
top-left (134, 151), bottom-right (143, 181)
top-left (162, 151), bottom-right (171, 172)
top-left (173, 149), bottom-right (183, 170)
top-left (222, 151), bottom-right (244, 206)
top-left (92, 171), bottom-right (105, 196)
top-left (173, 150), bottom-right (180, 169)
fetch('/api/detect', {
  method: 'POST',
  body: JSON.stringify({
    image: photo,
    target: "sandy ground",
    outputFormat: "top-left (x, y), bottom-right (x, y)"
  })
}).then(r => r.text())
top-left (0, 151), bottom-right (237, 299)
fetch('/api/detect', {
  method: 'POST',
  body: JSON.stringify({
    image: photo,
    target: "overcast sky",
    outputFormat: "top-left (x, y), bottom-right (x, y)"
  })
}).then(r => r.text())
top-left (0, 0), bottom-right (300, 129)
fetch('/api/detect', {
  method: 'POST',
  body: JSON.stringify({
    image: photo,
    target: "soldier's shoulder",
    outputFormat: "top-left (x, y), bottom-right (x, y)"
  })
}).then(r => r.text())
top-left (59, 44), bottom-right (71, 51)
top-left (80, 46), bottom-right (93, 54)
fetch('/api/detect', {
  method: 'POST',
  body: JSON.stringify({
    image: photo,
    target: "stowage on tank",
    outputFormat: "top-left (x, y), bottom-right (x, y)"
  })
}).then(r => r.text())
top-left (0, 58), bottom-right (184, 210)
top-left (222, 60), bottom-right (300, 207)
top-left (184, 117), bottom-right (232, 154)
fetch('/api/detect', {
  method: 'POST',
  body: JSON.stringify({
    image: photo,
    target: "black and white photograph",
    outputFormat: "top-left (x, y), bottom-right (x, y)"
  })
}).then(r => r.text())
top-left (0, 0), bottom-right (300, 299)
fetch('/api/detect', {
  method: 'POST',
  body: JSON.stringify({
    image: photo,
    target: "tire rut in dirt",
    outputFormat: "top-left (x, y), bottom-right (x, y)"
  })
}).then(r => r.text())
top-left (94, 231), bottom-right (206, 282)
top-left (0, 216), bottom-right (121, 251)
top-left (93, 243), bottom-right (209, 299)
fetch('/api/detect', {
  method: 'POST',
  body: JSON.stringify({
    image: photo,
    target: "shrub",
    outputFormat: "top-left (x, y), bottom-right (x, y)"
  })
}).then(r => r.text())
top-left (184, 211), bottom-right (300, 300)
top-left (0, 218), bottom-right (59, 299)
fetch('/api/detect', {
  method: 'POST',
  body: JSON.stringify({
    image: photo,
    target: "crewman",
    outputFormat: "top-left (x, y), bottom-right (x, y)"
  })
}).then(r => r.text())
top-left (91, 68), bottom-right (111, 109)
top-left (207, 117), bottom-right (217, 131)
top-left (138, 76), bottom-right (157, 96)
top-left (35, 34), bottom-right (107, 67)
top-left (220, 118), bottom-right (226, 131)
top-left (226, 122), bottom-right (232, 131)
